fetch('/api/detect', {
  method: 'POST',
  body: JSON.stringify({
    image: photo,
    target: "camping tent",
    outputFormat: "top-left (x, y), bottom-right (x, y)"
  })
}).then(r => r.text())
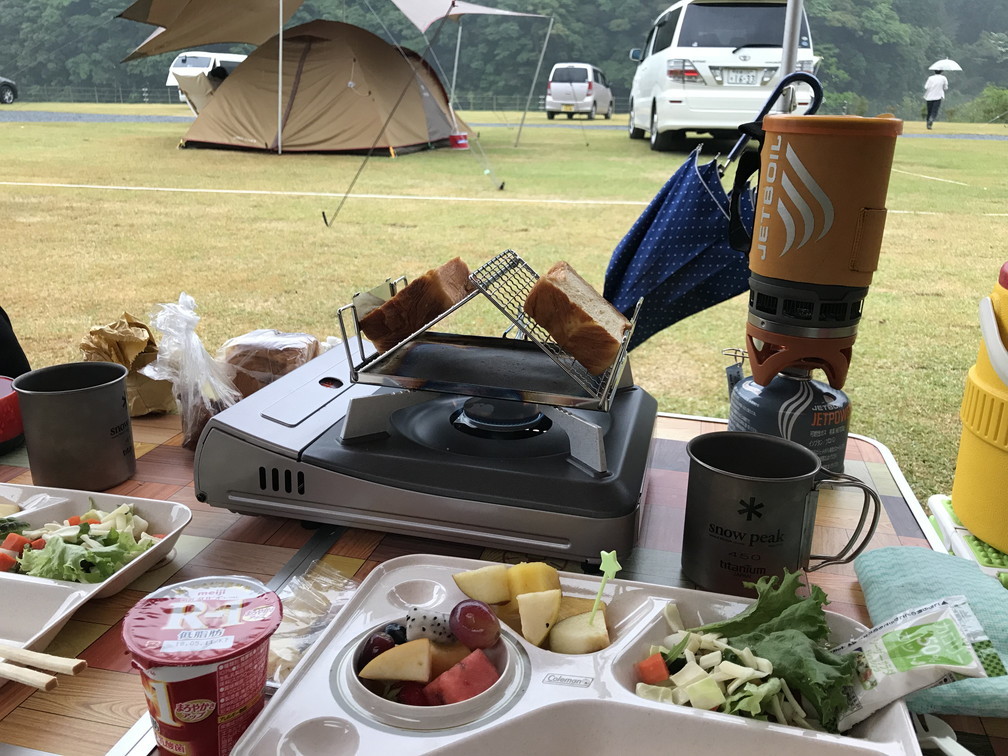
top-left (178, 21), bottom-right (465, 154)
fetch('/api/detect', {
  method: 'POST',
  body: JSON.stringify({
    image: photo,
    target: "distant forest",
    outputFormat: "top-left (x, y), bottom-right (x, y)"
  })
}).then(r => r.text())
top-left (1, 0), bottom-right (1006, 120)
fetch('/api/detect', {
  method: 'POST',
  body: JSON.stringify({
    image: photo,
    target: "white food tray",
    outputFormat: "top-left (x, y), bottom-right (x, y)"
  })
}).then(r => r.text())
top-left (0, 483), bottom-right (191, 660)
top-left (235, 555), bottom-right (921, 756)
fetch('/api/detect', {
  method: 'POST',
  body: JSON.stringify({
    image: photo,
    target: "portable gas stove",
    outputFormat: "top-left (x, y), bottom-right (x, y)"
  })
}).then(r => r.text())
top-left (194, 252), bottom-right (657, 563)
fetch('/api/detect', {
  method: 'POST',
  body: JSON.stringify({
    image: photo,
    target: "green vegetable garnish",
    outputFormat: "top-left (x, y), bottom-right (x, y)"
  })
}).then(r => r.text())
top-left (696, 571), bottom-right (857, 733)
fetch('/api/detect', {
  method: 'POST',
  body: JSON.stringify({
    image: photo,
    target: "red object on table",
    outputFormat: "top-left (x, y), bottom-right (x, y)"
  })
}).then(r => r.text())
top-left (0, 376), bottom-right (23, 452)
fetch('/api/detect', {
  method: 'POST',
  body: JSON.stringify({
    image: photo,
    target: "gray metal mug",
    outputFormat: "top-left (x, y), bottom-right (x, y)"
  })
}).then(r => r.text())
top-left (12, 361), bottom-right (136, 491)
top-left (681, 431), bottom-right (880, 596)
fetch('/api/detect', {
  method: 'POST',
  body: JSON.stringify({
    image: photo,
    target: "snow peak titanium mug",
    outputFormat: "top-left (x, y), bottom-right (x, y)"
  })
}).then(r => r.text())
top-left (13, 361), bottom-right (135, 491)
top-left (680, 431), bottom-right (880, 597)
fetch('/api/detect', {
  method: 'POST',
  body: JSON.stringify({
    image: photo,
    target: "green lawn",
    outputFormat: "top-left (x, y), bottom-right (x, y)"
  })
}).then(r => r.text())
top-left (3, 104), bottom-right (1007, 501)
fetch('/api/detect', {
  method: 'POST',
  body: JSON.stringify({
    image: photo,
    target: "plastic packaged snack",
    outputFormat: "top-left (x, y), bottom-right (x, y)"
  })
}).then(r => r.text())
top-left (832, 596), bottom-right (992, 731)
top-left (267, 560), bottom-right (359, 685)
top-left (140, 293), bottom-right (241, 449)
top-left (218, 329), bottom-right (320, 398)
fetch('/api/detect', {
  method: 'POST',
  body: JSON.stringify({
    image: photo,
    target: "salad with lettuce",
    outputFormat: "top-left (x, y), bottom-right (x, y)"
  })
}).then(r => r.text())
top-left (633, 571), bottom-right (857, 733)
top-left (0, 501), bottom-right (160, 583)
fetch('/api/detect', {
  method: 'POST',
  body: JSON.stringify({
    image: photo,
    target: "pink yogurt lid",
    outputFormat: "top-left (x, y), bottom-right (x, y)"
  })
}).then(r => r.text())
top-left (122, 576), bottom-right (282, 668)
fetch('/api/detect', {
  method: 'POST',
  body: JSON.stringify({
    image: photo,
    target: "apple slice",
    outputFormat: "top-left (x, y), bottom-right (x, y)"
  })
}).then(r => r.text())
top-left (516, 589), bottom-right (562, 647)
top-left (359, 638), bottom-right (431, 682)
top-left (548, 610), bottom-right (610, 654)
top-left (452, 564), bottom-right (511, 605)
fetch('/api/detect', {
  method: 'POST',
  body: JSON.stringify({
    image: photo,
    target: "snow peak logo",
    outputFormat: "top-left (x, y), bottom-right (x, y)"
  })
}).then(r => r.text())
top-left (738, 496), bottom-right (764, 521)
top-left (708, 521), bottom-right (785, 548)
top-left (756, 134), bottom-right (835, 260)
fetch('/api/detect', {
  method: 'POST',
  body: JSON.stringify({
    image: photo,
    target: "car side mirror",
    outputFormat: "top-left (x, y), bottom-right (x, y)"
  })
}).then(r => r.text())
top-left (629, 48), bottom-right (643, 63)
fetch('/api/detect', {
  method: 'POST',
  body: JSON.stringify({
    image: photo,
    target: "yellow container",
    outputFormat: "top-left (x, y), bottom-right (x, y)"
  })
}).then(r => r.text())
top-left (951, 261), bottom-right (1008, 553)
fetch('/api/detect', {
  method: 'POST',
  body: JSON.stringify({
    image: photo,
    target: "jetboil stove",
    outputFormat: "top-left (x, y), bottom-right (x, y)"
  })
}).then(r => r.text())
top-left (194, 252), bottom-right (658, 563)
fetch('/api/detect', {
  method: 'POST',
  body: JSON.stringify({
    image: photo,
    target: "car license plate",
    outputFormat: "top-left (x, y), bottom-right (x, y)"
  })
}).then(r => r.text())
top-left (726, 70), bottom-right (759, 86)
top-left (562, 104), bottom-right (574, 111)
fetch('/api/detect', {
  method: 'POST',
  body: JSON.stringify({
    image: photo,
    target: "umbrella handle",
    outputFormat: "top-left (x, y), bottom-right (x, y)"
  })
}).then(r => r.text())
top-left (721, 72), bottom-right (823, 171)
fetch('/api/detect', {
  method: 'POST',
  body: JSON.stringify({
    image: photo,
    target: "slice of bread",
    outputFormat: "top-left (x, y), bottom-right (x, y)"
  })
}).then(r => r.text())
top-left (358, 257), bottom-right (473, 352)
top-left (523, 261), bottom-right (630, 375)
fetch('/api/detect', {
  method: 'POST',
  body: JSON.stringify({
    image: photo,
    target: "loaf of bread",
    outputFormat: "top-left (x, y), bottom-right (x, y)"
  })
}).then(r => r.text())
top-left (523, 261), bottom-right (631, 375)
top-left (221, 329), bottom-right (321, 398)
top-left (358, 257), bottom-right (473, 352)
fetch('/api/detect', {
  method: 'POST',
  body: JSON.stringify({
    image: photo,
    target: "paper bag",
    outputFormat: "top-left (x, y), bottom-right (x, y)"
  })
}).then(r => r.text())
top-left (80, 313), bottom-right (176, 417)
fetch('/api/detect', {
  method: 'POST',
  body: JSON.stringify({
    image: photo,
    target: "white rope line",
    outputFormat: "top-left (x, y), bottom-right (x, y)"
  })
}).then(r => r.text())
top-left (0, 180), bottom-right (647, 206)
top-left (891, 167), bottom-right (969, 186)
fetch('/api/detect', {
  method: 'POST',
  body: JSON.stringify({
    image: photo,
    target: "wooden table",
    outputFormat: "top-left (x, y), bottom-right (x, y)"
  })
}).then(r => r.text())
top-left (0, 412), bottom-right (1003, 755)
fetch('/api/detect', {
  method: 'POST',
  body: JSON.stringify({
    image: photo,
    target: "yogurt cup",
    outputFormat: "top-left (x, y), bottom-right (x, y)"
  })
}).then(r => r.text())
top-left (122, 576), bottom-right (283, 756)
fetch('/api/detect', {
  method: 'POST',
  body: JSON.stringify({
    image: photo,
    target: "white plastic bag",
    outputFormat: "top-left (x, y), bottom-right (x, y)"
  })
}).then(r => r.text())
top-left (140, 293), bottom-right (240, 449)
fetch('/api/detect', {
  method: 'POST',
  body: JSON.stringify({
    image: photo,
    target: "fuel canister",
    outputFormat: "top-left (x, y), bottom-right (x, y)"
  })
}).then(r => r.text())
top-left (728, 370), bottom-right (850, 473)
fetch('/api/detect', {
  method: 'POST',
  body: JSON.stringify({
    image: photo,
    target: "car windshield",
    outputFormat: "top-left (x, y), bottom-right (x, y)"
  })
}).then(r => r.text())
top-left (173, 54), bottom-right (213, 69)
top-left (678, 3), bottom-right (811, 49)
top-left (551, 67), bottom-right (589, 84)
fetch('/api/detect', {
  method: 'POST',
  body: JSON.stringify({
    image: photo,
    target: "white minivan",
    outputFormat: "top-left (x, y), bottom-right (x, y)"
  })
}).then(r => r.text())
top-left (628, 0), bottom-right (820, 150)
top-left (166, 51), bottom-right (247, 102)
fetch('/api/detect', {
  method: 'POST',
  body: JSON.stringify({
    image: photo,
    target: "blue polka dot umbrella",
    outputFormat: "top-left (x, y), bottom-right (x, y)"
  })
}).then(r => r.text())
top-left (604, 148), bottom-right (753, 350)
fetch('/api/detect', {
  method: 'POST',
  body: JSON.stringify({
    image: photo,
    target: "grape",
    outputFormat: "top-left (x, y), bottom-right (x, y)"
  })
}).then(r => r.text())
top-left (448, 599), bottom-right (501, 649)
top-left (396, 681), bottom-right (430, 706)
top-left (354, 630), bottom-right (396, 673)
top-left (384, 622), bottom-right (408, 645)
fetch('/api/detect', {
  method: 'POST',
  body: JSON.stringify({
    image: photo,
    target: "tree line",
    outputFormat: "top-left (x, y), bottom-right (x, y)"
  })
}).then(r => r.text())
top-left (1, 0), bottom-right (1005, 120)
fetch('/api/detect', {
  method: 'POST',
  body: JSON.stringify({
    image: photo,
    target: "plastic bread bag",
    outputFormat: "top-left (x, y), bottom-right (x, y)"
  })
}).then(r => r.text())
top-left (832, 596), bottom-right (994, 731)
top-left (268, 560), bottom-right (359, 685)
top-left (140, 293), bottom-right (241, 450)
top-left (217, 328), bottom-right (321, 399)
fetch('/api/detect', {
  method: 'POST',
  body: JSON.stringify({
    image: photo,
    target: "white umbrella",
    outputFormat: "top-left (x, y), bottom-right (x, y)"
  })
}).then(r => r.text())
top-left (930, 58), bottom-right (962, 71)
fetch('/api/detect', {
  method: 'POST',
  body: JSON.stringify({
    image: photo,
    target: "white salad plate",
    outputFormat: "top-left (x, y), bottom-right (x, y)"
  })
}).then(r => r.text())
top-left (236, 554), bottom-right (921, 756)
top-left (0, 483), bottom-right (191, 660)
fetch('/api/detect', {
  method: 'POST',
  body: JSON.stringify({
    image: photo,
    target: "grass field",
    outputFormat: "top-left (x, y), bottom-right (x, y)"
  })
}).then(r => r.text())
top-left (3, 103), bottom-right (1008, 501)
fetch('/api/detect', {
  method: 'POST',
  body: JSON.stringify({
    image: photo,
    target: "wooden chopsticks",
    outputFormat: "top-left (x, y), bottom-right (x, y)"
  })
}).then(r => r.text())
top-left (0, 643), bottom-right (87, 691)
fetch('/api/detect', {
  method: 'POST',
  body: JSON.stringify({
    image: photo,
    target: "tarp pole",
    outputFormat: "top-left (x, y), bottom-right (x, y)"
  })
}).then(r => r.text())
top-left (779, 0), bottom-right (803, 112)
top-left (514, 15), bottom-right (553, 148)
top-left (451, 17), bottom-right (462, 108)
top-left (277, 0), bottom-right (283, 154)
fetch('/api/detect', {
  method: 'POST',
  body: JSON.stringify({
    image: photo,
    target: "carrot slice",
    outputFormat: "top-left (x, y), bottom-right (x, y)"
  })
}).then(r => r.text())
top-left (634, 652), bottom-right (670, 685)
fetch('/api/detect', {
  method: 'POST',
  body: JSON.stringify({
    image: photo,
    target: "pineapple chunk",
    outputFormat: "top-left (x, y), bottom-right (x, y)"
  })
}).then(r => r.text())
top-left (452, 564), bottom-right (511, 605)
top-left (516, 589), bottom-right (562, 647)
top-left (506, 561), bottom-right (561, 599)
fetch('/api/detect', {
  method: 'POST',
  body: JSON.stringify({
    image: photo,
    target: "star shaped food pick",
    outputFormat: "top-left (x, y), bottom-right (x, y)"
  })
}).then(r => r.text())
top-left (589, 550), bottom-right (622, 625)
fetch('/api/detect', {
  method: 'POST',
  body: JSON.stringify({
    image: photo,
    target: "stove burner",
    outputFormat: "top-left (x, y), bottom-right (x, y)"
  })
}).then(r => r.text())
top-left (451, 398), bottom-right (552, 440)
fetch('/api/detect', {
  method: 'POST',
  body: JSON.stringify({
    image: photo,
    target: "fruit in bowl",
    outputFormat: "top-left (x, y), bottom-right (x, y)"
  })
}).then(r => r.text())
top-left (453, 561), bottom-right (611, 654)
top-left (355, 599), bottom-right (505, 706)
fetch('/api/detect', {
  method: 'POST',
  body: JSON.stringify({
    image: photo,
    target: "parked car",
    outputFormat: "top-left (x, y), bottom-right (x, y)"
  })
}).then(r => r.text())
top-left (628, 0), bottom-right (820, 150)
top-left (166, 51), bottom-right (247, 102)
top-left (545, 62), bottom-right (614, 120)
top-left (0, 76), bottom-right (17, 105)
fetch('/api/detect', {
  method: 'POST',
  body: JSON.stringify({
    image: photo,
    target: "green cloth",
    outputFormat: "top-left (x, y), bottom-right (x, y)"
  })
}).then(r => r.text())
top-left (854, 546), bottom-right (1008, 716)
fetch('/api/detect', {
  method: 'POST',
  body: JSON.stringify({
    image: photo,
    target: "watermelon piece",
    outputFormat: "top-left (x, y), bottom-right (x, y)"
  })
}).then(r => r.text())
top-left (423, 648), bottom-right (501, 705)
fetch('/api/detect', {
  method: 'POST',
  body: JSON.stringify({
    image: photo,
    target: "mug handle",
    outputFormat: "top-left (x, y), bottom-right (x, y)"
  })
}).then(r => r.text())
top-left (807, 470), bottom-right (882, 571)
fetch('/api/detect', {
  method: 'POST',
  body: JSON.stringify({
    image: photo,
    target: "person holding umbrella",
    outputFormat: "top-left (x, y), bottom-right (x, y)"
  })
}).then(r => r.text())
top-left (923, 58), bottom-right (961, 130)
top-left (924, 69), bottom-right (948, 129)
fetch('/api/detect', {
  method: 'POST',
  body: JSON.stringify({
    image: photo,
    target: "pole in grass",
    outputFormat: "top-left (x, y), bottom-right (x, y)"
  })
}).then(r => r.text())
top-left (590, 550), bottom-right (621, 625)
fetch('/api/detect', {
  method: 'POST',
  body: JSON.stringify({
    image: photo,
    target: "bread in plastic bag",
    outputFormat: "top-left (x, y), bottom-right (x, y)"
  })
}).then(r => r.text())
top-left (140, 293), bottom-right (241, 449)
top-left (218, 328), bottom-right (321, 398)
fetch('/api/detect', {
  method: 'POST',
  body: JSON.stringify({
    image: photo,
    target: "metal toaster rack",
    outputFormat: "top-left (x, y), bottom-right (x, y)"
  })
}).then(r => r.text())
top-left (336, 250), bottom-right (641, 412)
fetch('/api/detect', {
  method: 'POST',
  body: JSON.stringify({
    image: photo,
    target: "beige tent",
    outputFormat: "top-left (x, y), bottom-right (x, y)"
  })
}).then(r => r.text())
top-left (179, 21), bottom-right (465, 154)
